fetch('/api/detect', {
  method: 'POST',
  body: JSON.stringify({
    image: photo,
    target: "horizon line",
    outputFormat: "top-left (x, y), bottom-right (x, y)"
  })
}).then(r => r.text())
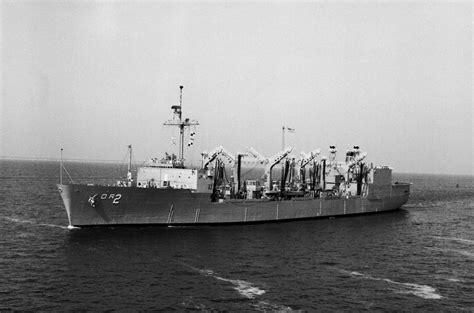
top-left (0, 155), bottom-right (199, 167)
top-left (0, 156), bottom-right (471, 177)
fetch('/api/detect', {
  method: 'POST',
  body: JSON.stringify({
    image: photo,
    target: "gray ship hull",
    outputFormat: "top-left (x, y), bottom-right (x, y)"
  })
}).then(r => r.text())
top-left (57, 183), bottom-right (410, 227)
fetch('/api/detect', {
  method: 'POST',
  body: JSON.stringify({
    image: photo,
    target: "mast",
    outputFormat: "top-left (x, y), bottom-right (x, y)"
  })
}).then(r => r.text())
top-left (127, 144), bottom-right (133, 186)
top-left (60, 148), bottom-right (63, 184)
top-left (127, 144), bottom-right (132, 173)
top-left (163, 86), bottom-right (199, 166)
top-left (179, 86), bottom-right (184, 162)
top-left (282, 126), bottom-right (285, 150)
top-left (281, 126), bottom-right (295, 150)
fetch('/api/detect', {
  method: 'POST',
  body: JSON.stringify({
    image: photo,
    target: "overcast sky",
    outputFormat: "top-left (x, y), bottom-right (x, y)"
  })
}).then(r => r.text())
top-left (1, 0), bottom-right (472, 175)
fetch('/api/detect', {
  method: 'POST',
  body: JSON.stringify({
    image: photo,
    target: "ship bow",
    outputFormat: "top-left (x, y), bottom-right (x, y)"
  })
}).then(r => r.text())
top-left (57, 184), bottom-right (73, 226)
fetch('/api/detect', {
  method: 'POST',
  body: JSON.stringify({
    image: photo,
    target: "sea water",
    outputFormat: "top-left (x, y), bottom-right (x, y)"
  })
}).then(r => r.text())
top-left (0, 160), bottom-right (473, 311)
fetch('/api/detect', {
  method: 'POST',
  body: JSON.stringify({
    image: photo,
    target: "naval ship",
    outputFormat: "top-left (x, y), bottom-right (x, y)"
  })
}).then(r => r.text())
top-left (57, 86), bottom-right (410, 227)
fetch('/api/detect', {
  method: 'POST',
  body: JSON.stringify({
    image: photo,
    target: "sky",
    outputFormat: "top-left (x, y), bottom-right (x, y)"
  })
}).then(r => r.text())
top-left (1, 0), bottom-right (472, 175)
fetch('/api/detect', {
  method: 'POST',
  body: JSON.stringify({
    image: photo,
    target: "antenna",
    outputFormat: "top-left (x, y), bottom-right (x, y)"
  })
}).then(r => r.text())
top-left (179, 85), bottom-right (183, 117)
top-left (58, 148), bottom-right (75, 184)
top-left (128, 144), bottom-right (132, 173)
top-left (60, 148), bottom-right (63, 184)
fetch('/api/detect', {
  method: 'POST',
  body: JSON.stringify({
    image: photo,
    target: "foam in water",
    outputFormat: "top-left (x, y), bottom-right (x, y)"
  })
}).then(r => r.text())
top-left (214, 276), bottom-right (266, 299)
top-left (385, 280), bottom-right (441, 300)
top-left (434, 275), bottom-right (463, 283)
top-left (180, 262), bottom-right (296, 311)
top-left (334, 268), bottom-right (442, 300)
top-left (1, 216), bottom-right (69, 230)
top-left (447, 278), bottom-right (462, 283)
top-left (432, 236), bottom-right (474, 245)
top-left (199, 269), bottom-right (215, 276)
top-left (179, 261), bottom-right (266, 299)
top-left (254, 300), bottom-right (297, 312)
top-left (181, 296), bottom-right (210, 311)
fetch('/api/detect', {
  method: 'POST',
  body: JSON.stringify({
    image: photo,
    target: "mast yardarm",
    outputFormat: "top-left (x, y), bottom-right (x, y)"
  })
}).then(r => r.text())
top-left (163, 86), bottom-right (199, 166)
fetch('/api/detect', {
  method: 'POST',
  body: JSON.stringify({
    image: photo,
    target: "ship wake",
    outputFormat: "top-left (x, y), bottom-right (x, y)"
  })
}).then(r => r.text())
top-left (182, 264), bottom-right (266, 299)
top-left (427, 247), bottom-right (474, 258)
top-left (181, 262), bottom-right (295, 312)
top-left (431, 236), bottom-right (474, 245)
top-left (1, 216), bottom-right (69, 230)
top-left (333, 268), bottom-right (442, 300)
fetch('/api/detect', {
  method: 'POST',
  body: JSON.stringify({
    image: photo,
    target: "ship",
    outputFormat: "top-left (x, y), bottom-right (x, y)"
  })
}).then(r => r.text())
top-left (57, 86), bottom-right (410, 227)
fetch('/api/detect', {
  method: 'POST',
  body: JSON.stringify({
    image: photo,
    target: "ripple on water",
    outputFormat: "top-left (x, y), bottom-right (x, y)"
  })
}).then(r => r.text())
top-left (1, 162), bottom-right (473, 311)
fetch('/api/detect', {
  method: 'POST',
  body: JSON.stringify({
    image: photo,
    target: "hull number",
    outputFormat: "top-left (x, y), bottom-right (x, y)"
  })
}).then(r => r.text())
top-left (100, 193), bottom-right (122, 204)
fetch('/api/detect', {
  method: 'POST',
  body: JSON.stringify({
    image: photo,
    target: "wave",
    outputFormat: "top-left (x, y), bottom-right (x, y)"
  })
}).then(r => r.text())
top-left (449, 250), bottom-right (474, 258)
top-left (433, 274), bottom-right (464, 283)
top-left (184, 264), bottom-right (266, 299)
top-left (180, 296), bottom-right (217, 311)
top-left (214, 276), bottom-right (266, 299)
top-left (427, 247), bottom-right (474, 258)
top-left (444, 277), bottom-right (463, 283)
top-left (333, 268), bottom-right (442, 300)
top-left (432, 236), bottom-right (474, 245)
top-left (180, 262), bottom-right (296, 311)
top-left (1, 216), bottom-right (69, 230)
top-left (446, 278), bottom-right (463, 283)
top-left (254, 300), bottom-right (296, 312)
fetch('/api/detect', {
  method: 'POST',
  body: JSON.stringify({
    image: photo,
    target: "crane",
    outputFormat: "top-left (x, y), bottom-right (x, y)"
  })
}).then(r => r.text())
top-left (201, 146), bottom-right (235, 169)
top-left (299, 149), bottom-right (321, 168)
top-left (264, 146), bottom-right (293, 191)
top-left (245, 147), bottom-right (267, 164)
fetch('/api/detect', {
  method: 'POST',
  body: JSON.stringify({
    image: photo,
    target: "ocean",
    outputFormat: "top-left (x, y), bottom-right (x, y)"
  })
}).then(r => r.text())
top-left (0, 160), bottom-right (473, 311)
